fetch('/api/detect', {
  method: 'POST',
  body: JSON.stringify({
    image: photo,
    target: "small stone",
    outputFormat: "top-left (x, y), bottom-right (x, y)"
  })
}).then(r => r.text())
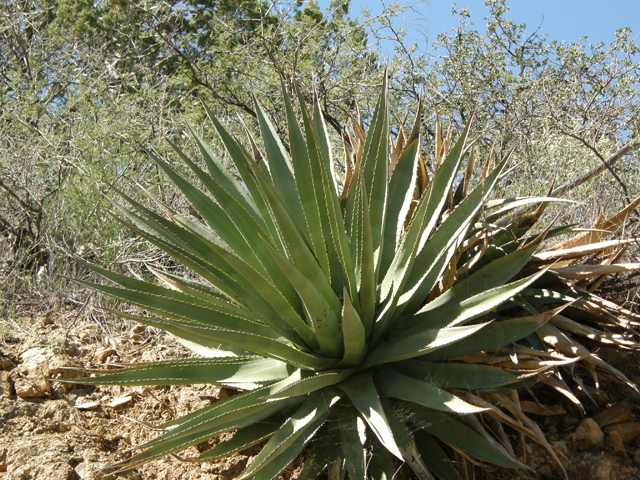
top-left (594, 403), bottom-right (634, 428)
top-left (550, 440), bottom-right (568, 456)
top-left (0, 354), bottom-right (11, 369)
top-left (107, 395), bottom-right (133, 410)
top-left (131, 324), bottom-right (146, 334)
top-left (75, 461), bottom-right (108, 480)
top-left (0, 371), bottom-right (12, 398)
top-left (46, 355), bottom-right (85, 379)
top-left (14, 376), bottom-right (51, 398)
top-left (573, 418), bottom-right (604, 451)
top-left (74, 401), bottom-right (100, 411)
top-left (605, 422), bottom-right (640, 443)
top-left (608, 430), bottom-right (626, 455)
top-left (37, 462), bottom-right (74, 480)
top-left (589, 458), bottom-right (612, 480)
top-left (94, 347), bottom-right (116, 363)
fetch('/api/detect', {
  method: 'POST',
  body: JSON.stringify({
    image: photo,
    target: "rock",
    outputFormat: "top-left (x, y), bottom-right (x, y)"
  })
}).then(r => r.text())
top-left (46, 355), bottom-right (85, 380)
top-left (594, 403), bottom-right (634, 428)
top-left (107, 395), bottom-right (133, 410)
top-left (0, 354), bottom-right (11, 369)
top-left (634, 448), bottom-right (640, 465)
top-left (19, 347), bottom-right (50, 375)
top-left (19, 347), bottom-right (83, 379)
top-left (0, 371), bottom-right (12, 399)
top-left (36, 462), bottom-right (75, 480)
top-left (573, 418), bottom-right (604, 451)
top-left (608, 430), bottom-right (626, 455)
top-left (75, 461), bottom-right (108, 480)
top-left (605, 422), bottom-right (640, 443)
top-left (75, 400), bottom-right (100, 410)
top-left (0, 448), bottom-right (6, 472)
top-left (14, 376), bottom-right (51, 398)
top-left (94, 347), bottom-right (116, 363)
top-left (589, 458), bottom-right (613, 480)
top-left (550, 440), bottom-right (568, 456)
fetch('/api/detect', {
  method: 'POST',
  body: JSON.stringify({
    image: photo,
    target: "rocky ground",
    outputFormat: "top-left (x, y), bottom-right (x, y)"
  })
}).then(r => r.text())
top-left (3, 305), bottom-right (640, 480)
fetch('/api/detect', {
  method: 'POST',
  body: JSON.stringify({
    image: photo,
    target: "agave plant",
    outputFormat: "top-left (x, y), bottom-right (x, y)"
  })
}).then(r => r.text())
top-left (67, 77), bottom-right (640, 479)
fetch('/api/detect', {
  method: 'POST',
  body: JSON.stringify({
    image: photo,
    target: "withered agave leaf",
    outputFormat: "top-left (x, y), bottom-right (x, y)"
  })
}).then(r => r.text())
top-left (67, 78), bottom-right (638, 479)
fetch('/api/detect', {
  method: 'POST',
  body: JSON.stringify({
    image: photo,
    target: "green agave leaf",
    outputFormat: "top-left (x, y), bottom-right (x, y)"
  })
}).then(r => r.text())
top-left (364, 322), bottom-right (489, 368)
top-left (264, 369), bottom-right (355, 400)
top-left (62, 357), bottom-right (291, 389)
top-left (373, 121), bottom-right (475, 344)
top-left (129, 374), bottom-right (307, 465)
top-left (367, 433), bottom-right (397, 480)
top-left (421, 306), bottom-right (563, 362)
top-left (414, 432), bottom-right (463, 480)
top-left (409, 404), bottom-right (523, 468)
top-left (106, 191), bottom-right (264, 306)
top-left (239, 391), bottom-right (341, 480)
top-left (412, 246), bottom-right (537, 319)
top-left (83, 260), bottom-right (258, 323)
top-left (378, 118), bottom-right (472, 308)
top-left (147, 150), bottom-right (269, 273)
top-left (104, 309), bottom-right (336, 371)
top-left (198, 411), bottom-right (289, 461)
top-left (338, 371), bottom-right (403, 459)
top-left (260, 238), bottom-right (342, 357)
top-left (398, 157), bottom-right (509, 317)
top-left (392, 360), bottom-right (521, 390)
top-left (174, 336), bottom-right (250, 360)
top-left (379, 139), bottom-right (420, 279)
top-left (72, 277), bottom-right (275, 340)
top-left (147, 266), bottom-right (229, 306)
top-left (282, 83), bottom-right (331, 280)
top-left (341, 286), bottom-right (367, 367)
top-left (294, 85), bottom-right (358, 305)
top-left (180, 126), bottom-right (258, 223)
top-left (311, 99), bottom-right (339, 196)
top-left (375, 366), bottom-right (487, 414)
top-left (484, 197), bottom-right (577, 224)
top-left (359, 74), bottom-right (389, 279)
top-left (338, 408), bottom-right (367, 480)
top-left (251, 93), bottom-right (307, 230)
top-left (391, 268), bottom-right (549, 341)
top-left (252, 159), bottom-right (340, 316)
top-left (202, 103), bottom-right (283, 248)
top-left (355, 173), bottom-right (376, 332)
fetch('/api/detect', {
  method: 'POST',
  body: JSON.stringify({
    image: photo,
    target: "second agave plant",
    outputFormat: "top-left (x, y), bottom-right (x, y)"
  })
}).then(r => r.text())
top-left (68, 76), bottom-right (640, 479)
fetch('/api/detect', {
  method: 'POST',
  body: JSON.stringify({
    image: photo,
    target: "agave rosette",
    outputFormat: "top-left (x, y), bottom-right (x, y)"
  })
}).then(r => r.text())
top-left (68, 78), bottom-right (640, 479)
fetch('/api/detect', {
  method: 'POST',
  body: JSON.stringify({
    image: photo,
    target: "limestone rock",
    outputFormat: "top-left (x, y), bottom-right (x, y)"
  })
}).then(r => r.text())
top-left (594, 403), bottom-right (634, 428)
top-left (550, 439), bottom-right (568, 456)
top-left (0, 354), bottom-right (11, 369)
top-left (608, 430), bottom-right (626, 455)
top-left (0, 448), bottom-right (6, 472)
top-left (75, 461), bottom-right (108, 480)
top-left (605, 422), bottom-right (640, 443)
top-left (0, 371), bottom-right (12, 399)
top-left (19, 347), bottom-right (84, 379)
top-left (107, 395), bottom-right (133, 410)
top-left (14, 376), bottom-right (50, 398)
top-left (94, 347), bottom-right (116, 363)
top-left (573, 418), bottom-right (604, 451)
top-left (589, 458), bottom-right (612, 480)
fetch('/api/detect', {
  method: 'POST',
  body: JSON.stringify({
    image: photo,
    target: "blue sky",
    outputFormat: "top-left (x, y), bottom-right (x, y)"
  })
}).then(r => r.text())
top-left (318, 0), bottom-right (640, 51)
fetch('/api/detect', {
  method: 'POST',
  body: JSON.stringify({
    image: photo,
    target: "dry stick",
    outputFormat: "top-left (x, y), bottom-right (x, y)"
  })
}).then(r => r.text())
top-left (497, 137), bottom-right (640, 228)
top-left (550, 136), bottom-right (640, 198)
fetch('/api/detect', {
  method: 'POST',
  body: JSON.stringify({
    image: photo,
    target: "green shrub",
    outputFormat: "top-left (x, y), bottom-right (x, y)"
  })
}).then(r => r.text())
top-left (67, 78), bottom-right (639, 479)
